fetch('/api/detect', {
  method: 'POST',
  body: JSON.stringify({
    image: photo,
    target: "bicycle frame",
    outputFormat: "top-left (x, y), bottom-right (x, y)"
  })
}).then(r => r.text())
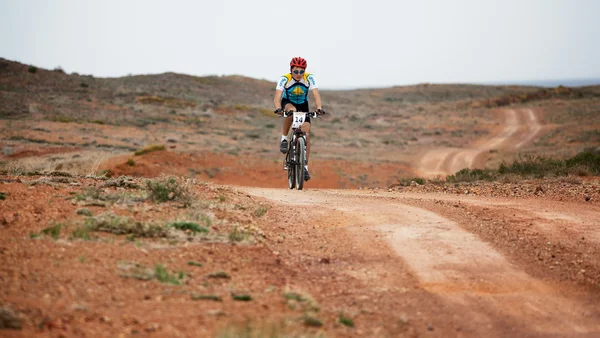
top-left (281, 111), bottom-right (320, 190)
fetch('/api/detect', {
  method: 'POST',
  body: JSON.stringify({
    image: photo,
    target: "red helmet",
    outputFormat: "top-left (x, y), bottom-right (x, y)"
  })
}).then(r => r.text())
top-left (290, 57), bottom-right (307, 69)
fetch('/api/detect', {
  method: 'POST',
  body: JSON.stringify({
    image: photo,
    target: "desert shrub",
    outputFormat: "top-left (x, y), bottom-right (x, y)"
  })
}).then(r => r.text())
top-left (134, 144), bottom-right (165, 156)
top-left (72, 226), bottom-right (92, 240)
top-left (75, 187), bottom-right (102, 201)
top-left (167, 221), bottom-right (208, 234)
top-left (339, 314), bottom-right (355, 327)
top-left (215, 319), bottom-right (324, 338)
top-left (498, 155), bottom-right (566, 178)
top-left (85, 212), bottom-right (169, 237)
top-left (191, 294), bottom-right (221, 301)
top-left (446, 168), bottom-right (495, 183)
top-left (254, 205), bottom-right (268, 217)
top-left (155, 264), bottom-right (183, 285)
top-left (42, 223), bottom-right (63, 240)
top-left (126, 158), bottom-right (135, 166)
top-left (565, 150), bottom-right (600, 174)
top-left (449, 150), bottom-right (600, 183)
top-left (231, 294), bottom-right (252, 301)
top-left (228, 227), bottom-right (251, 242)
top-left (145, 176), bottom-right (195, 206)
top-left (28, 65), bottom-right (37, 73)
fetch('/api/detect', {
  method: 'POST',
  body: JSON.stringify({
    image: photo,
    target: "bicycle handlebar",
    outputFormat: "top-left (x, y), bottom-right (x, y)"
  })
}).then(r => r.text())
top-left (280, 111), bottom-right (323, 118)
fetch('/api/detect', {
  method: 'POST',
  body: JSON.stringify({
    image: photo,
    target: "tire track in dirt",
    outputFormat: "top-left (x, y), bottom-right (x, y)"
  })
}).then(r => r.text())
top-left (417, 108), bottom-right (540, 177)
top-left (244, 188), bottom-right (600, 337)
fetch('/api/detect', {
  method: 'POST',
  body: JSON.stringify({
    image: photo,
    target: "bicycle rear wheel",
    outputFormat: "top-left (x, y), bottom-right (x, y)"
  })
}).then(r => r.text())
top-left (295, 137), bottom-right (306, 190)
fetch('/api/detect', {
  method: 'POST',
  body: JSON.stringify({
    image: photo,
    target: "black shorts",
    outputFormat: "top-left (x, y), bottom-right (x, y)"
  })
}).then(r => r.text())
top-left (281, 98), bottom-right (311, 123)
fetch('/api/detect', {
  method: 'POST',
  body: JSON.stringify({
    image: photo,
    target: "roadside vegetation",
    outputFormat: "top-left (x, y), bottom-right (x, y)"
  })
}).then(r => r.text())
top-left (446, 149), bottom-right (600, 183)
top-left (398, 149), bottom-right (600, 186)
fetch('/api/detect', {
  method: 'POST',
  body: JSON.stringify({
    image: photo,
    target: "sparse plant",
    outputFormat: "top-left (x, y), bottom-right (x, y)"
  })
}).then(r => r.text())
top-left (208, 271), bottom-right (231, 279)
top-left (28, 65), bottom-right (37, 73)
top-left (126, 158), bottom-right (135, 166)
top-left (254, 204), bottom-right (268, 217)
top-left (339, 314), bottom-right (355, 327)
top-left (229, 227), bottom-right (250, 242)
top-left (303, 315), bottom-right (323, 327)
top-left (446, 168), bottom-right (494, 183)
top-left (145, 175), bottom-right (195, 206)
top-left (231, 293), bottom-right (252, 301)
top-left (85, 212), bottom-right (169, 237)
top-left (168, 221), bottom-right (209, 234)
top-left (75, 187), bottom-right (101, 201)
top-left (42, 223), bottom-right (63, 240)
top-left (216, 319), bottom-right (327, 338)
top-left (72, 226), bottom-right (92, 240)
top-left (134, 144), bottom-right (166, 156)
top-left (155, 264), bottom-right (182, 285)
top-left (191, 294), bottom-right (222, 301)
top-left (0, 192), bottom-right (5, 200)
top-left (187, 261), bottom-right (203, 267)
top-left (284, 289), bottom-right (320, 312)
top-left (284, 292), bottom-right (306, 302)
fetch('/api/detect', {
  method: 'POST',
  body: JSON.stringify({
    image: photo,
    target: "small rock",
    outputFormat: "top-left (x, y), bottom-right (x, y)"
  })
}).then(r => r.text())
top-left (585, 196), bottom-right (591, 202)
top-left (319, 257), bottom-right (331, 264)
top-left (145, 323), bottom-right (161, 332)
top-left (427, 324), bottom-right (434, 331)
top-left (71, 303), bottom-right (88, 312)
top-left (0, 307), bottom-right (22, 329)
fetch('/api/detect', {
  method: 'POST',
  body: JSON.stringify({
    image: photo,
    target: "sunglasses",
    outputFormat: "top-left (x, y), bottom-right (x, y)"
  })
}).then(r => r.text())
top-left (293, 69), bottom-right (305, 75)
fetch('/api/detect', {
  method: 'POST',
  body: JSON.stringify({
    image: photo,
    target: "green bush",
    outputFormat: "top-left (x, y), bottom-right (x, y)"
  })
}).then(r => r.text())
top-left (168, 221), bottom-right (208, 234)
top-left (42, 223), bottom-right (63, 240)
top-left (145, 176), bottom-right (194, 206)
top-left (565, 150), bottom-right (600, 174)
top-left (155, 264), bottom-right (182, 285)
top-left (448, 150), bottom-right (600, 183)
top-left (446, 168), bottom-right (495, 183)
top-left (28, 65), bottom-right (37, 73)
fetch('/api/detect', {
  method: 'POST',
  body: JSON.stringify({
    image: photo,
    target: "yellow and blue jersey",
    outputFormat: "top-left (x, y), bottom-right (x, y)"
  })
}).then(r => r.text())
top-left (275, 73), bottom-right (318, 105)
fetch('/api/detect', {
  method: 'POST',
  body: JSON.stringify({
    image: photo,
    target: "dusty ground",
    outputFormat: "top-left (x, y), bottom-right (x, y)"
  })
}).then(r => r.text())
top-left (1, 175), bottom-right (600, 337)
top-left (1, 58), bottom-right (600, 337)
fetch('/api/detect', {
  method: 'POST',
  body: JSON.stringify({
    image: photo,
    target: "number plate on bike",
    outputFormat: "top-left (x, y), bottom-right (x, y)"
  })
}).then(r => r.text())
top-left (291, 112), bottom-right (306, 129)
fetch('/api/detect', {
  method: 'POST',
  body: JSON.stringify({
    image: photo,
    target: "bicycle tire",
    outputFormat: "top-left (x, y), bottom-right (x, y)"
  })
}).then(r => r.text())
top-left (287, 155), bottom-right (295, 190)
top-left (295, 137), bottom-right (305, 190)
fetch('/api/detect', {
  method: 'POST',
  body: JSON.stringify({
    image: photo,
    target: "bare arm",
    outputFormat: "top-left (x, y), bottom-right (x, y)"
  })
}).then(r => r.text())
top-left (311, 88), bottom-right (322, 110)
top-left (274, 89), bottom-right (283, 109)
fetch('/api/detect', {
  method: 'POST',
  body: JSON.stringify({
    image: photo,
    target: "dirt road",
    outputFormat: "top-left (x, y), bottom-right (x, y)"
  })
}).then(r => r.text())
top-left (245, 187), bottom-right (600, 337)
top-left (417, 108), bottom-right (542, 177)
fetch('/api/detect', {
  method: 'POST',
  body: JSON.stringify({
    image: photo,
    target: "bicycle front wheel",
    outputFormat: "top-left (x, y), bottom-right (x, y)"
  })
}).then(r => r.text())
top-left (288, 162), bottom-right (295, 189)
top-left (295, 137), bottom-right (306, 190)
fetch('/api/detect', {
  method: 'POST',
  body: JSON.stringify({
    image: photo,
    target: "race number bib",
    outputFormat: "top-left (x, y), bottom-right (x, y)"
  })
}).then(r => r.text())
top-left (291, 112), bottom-right (306, 129)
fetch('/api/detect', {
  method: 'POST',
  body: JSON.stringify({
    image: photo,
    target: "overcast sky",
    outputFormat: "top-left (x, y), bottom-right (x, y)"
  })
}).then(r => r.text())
top-left (1, 0), bottom-right (599, 89)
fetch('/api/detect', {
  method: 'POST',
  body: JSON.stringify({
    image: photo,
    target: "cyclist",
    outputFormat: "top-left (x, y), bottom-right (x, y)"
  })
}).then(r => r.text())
top-left (273, 56), bottom-right (324, 181)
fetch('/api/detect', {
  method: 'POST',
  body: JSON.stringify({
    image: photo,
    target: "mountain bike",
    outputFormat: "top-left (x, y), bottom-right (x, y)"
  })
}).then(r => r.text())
top-left (279, 111), bottom-right (323, 190)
